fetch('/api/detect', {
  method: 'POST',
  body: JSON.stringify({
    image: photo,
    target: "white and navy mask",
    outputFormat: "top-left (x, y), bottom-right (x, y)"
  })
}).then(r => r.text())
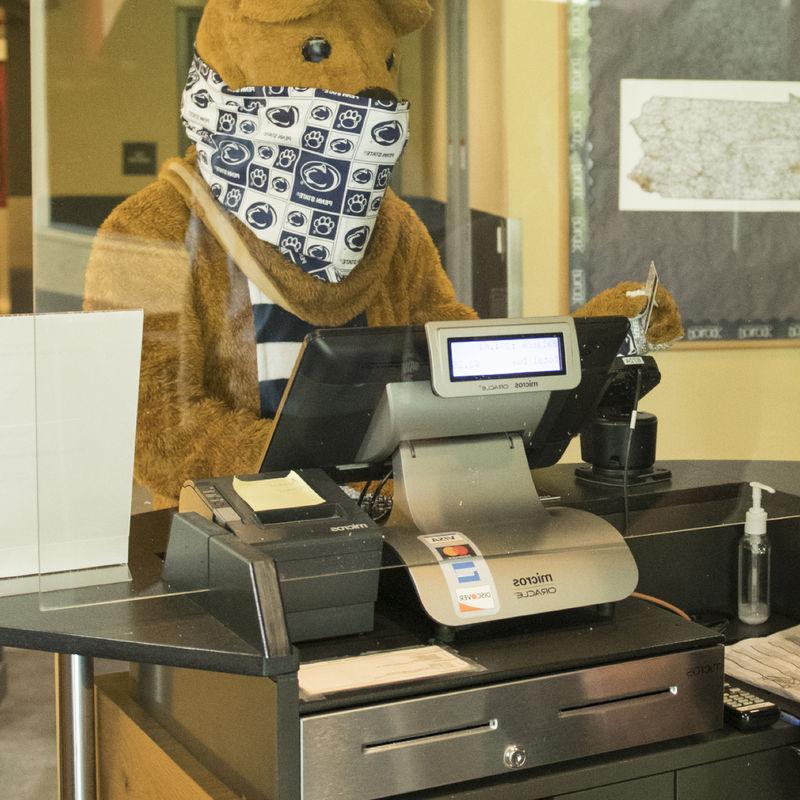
top-left (181, 52), bottom-right (410, 283)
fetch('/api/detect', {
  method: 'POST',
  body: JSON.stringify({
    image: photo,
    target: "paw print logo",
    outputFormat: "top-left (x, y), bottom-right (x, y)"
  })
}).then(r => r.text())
top-left (224, 187), bottom-right (242, 209)
top-left (276, 149), bottom-right (298, 169)
top-left (347, 193), bottom-right (368, 215)
top-left (312, 216), bottom-right (336, 237)
top-left (375, 167), bottom-right (392, 189)
top-left (240, 119), bottom-right (257, 135)
top-left (250, 168), bottom-right (268, 189)
top-left (272, 177), bottom-right (289, 193)
top-left (303, 130), bottom-right (326, 150)
top-left (338, 109), bottom-right (364, 130)
top-left (282, 236), bottom-right (303, 253)
top-left (218, 112), bottom-right (236, 133)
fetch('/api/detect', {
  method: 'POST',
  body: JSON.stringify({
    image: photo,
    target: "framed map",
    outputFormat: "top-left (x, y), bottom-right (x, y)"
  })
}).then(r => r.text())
top-left (568, 0), bottom-right (800, 344)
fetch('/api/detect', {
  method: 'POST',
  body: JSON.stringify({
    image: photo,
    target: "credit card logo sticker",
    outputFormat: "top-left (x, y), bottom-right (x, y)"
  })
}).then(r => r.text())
top-left (436, 544), bottom-right (475, 559)
top-left (452, 560), bottom-right (481, 584)
top-left (456, 585), bottom-right (496, 613)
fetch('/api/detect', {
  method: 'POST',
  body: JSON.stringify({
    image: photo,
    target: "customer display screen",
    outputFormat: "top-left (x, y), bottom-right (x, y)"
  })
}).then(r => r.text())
top-left (448, 333), bottom-right (566, 382)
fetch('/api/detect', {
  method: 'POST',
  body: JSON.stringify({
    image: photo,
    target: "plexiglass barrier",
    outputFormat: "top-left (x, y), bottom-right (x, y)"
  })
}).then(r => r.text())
top-left (5, 0), bottom-right (795, 627)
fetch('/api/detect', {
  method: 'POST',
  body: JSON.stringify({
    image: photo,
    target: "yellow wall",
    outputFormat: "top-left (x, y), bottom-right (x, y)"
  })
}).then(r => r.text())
top-left (501, 0), bottom-right (799, 462)
top-left (46, 0), bottom-right (204, 197)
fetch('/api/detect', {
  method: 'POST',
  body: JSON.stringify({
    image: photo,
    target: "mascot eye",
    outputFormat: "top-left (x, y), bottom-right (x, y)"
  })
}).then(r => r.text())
top-left (302, 37), bottom-right (332, 63)
top-left (386, 51), bottom-right (396, 71)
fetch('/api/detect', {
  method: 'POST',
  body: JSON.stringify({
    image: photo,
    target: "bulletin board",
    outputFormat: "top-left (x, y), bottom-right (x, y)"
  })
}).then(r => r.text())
top-left (568, 0), bottom-right (800, 345)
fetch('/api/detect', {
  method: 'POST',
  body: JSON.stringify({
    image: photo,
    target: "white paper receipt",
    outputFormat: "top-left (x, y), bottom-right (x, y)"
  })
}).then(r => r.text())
top-left (299, 645), bottom-right (483, 698)
top-left (233, 471), bottom-right (325, 512)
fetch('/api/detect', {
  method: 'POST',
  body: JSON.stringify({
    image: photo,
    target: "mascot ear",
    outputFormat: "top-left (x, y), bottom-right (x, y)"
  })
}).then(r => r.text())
top-left (379, 0), bottom-right (432, 35)
top-left (238, 0), bottom-right (334, 23)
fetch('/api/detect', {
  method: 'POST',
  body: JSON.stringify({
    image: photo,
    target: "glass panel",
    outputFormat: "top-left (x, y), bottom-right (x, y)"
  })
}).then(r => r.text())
top-left (9, 0), bottom-right (794, 646)
top-left (28, 0), bottom-right (210, 610)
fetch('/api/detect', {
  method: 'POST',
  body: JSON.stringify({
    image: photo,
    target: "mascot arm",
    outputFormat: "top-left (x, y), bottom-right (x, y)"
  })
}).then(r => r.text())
top-left (84, 183), bottom-right (272, 505)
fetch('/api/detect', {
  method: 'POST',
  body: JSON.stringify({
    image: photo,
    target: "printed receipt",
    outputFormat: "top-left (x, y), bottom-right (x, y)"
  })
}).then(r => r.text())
top-left (299, 646), bottom-right (483, 698)
top-left (232, 471), bottom-right (324, 512)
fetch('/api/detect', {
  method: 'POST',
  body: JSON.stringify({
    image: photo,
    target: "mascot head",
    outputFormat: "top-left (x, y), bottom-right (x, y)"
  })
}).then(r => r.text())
top-left (196, 0), bottom-right (432, 98)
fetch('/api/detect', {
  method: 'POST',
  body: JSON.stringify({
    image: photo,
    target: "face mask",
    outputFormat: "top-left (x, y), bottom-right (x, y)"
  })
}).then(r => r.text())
top-left (181, 52), bottom-right (410, 283)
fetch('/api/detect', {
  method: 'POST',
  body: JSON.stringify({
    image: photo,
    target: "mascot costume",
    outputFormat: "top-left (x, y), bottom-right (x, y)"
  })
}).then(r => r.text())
top-left (84, 0), bottom-right (682, 507)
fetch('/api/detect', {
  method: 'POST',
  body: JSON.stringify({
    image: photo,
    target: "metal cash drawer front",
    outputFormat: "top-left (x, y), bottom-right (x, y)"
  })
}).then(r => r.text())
top-left (301, 645), bottom-right (723, 800)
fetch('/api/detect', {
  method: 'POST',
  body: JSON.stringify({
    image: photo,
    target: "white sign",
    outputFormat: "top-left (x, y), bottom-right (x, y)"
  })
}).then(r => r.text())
top-left (0, 311), bottom-right (142, 580)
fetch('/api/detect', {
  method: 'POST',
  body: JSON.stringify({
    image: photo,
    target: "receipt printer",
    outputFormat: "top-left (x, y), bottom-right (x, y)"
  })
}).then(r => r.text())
top-left (163, 469), bottom-right (384, 643)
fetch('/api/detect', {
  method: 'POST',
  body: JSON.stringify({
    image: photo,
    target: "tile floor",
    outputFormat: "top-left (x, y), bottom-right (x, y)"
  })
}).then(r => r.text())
top-left (0, 648), bottom-right (57, 799)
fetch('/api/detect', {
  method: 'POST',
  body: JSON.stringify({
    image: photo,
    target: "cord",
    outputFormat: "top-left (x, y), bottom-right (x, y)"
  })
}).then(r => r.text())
top-left (622, 366), bottom-right (644, 535)
top-left (367, 470), bottom-right (393, 521)
top-left (357, 480), bottom-right (373, 508)
top-left (631, 591), bottom-right (692, 622)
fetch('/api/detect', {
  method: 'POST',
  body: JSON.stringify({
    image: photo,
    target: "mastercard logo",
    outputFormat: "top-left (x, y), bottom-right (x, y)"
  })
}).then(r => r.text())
top-left (442, 545), bottom-right (471, 558)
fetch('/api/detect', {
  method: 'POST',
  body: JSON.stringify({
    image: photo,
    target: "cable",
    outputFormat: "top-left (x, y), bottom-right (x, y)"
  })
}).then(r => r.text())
top-left (631, 591), bottom-right (692, 622)
top-left (367, 470), bottom-right (393, 521)
top-left (622, 366), bottom-right (644, 535)
top-left (357, 480), bottom-right (373, 509)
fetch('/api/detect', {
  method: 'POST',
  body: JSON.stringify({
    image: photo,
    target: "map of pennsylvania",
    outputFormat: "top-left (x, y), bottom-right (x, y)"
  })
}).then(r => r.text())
top-left (629, 95), bottom-right (800, 200)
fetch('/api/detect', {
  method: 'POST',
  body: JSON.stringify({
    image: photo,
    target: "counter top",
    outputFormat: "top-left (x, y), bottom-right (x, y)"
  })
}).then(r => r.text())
top-left (0, 461), bottom-right (796, 678)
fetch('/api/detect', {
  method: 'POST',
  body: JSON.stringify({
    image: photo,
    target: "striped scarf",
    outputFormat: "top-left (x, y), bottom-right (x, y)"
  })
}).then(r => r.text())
top-left (248, 281), bottom-right (366, 417)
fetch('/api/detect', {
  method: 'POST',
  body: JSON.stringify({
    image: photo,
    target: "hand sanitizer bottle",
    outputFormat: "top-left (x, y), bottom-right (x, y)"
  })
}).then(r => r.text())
top-left (737, 481), bottom-right (775, 625)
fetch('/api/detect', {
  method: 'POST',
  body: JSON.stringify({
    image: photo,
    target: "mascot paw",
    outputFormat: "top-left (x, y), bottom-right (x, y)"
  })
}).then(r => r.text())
top-left (573, 281), bottom-right (684, 348)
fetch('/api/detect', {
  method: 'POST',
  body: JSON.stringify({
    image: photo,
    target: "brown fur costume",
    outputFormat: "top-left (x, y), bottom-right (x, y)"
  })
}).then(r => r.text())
top-left (84, 0), bottom-right (474, 506)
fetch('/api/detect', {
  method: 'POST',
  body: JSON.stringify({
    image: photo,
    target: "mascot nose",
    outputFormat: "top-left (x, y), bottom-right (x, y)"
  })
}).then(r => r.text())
top-left (357, 86), bottom-right (399, 104)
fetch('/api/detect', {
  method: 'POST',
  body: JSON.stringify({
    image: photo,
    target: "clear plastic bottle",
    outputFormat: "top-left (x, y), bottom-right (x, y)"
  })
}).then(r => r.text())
top-left (737, 482), bottom-right (775, 626)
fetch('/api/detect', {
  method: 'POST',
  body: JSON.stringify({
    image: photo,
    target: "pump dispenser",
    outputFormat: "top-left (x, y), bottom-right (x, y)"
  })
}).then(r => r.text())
top-left (737, 481), bottom-right (775, 625)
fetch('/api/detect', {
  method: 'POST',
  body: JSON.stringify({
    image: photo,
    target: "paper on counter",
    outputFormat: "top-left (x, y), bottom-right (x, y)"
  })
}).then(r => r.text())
top-left (725, 625), bottom-right (800, 704)
top-left (233, 470), bottom-right (324, 512)
top-left (299, 645), bottom-right (484, 699)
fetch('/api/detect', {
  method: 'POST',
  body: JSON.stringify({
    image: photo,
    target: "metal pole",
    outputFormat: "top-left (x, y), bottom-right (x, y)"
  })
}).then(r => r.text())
top-left (445, 0), bottom-right (473, 307)
top-left (56, 654), bottom-right (96, 800)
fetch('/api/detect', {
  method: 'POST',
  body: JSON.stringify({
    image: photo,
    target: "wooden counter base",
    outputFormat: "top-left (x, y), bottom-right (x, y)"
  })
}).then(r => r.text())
top-left (95, 673), bottom-right (237, 800)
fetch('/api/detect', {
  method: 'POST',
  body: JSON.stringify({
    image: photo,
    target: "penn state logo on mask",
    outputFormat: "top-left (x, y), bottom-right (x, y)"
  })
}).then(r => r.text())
top-left (353, 168), bottom-right (373, 185)
top-left (345, 226), bottom-right (370, 252)
top-left (192, 89), bottom-right (212, 109)
top-left (211, 138), bottom-right (254, 183)
top-left (246, 203), bottom-right (277, 231)
top-left (266, 106), bottom-right (300, 128)
top-left (182, 51), bottom-right (410, 284)
top-left (371, 121), bottom-right (404, 147)
top-left (330, 139), bottom-right (354, 155)
top-left (300, 162), bottom-right (342, 193)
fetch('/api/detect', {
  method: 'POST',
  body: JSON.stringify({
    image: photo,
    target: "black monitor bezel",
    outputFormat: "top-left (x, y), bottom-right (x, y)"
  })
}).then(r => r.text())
top-left (260, 316), bottom-right (631, 482)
